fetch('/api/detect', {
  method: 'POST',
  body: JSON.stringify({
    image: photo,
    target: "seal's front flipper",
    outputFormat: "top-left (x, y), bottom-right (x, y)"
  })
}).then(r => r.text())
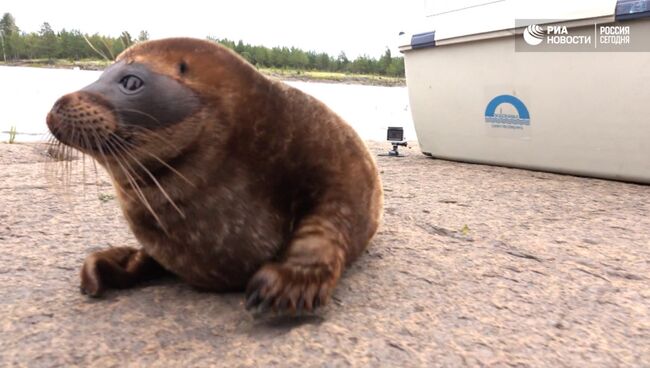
top-left (245, 214), bottom-right (347, 315)
top-left (80, 247), bottom-right (167, 297)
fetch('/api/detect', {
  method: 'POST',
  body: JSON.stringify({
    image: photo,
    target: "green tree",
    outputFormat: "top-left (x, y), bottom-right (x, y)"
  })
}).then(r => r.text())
top-left (0, 13), bottom-right (18, 36)
top-left (235, 40), bottom-right (245, 54)
top-left (314, 53), bottom-right (331, 71)
top-left (0, 21), bottom-right (406, 77)
top-left (270, 46), bottom-right (290, 68)
top-left (58, 28), bottom-right (72, 58)
top-left (387, 57), bottom-right (405, 77)
top-left (288, 47), bottom-right (308, 69)
top-left (350, 54), bottom-right (375, 74)
top-left (211, 37), bottom-right (235, 50)
top-left (68, 30), bottom-right (90, 59)
top-left (137, 30), bottom-right (149, 42)
top-left (379, 48), bottom-right (392, 75)
top-left (37, 22), bottom-right (58, 59)
top-left (336, 51), bottom-right (349, 72)
top-left (0, 13), bottom-right (20, 60)
top-left (251, 46), bottom-right (269, 66)
top-left (19, 32), bottom-right (39, 59)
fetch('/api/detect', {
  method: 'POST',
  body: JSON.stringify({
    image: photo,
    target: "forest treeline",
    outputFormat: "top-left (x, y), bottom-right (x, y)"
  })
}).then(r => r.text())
top-left (0, 12), bottom-right (405, 77)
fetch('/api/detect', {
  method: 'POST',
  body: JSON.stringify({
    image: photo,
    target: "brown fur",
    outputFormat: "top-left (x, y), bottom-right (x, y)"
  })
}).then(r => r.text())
top-left (47, 38), bottom-right (383, 313)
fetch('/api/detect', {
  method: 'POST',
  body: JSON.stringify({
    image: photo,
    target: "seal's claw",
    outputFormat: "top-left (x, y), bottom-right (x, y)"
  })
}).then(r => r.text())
top-left (245, 289), bottom-right (261, 311)
top-left (79, 247), bottom-right (167, 297)
top-left (80, 259), bottom-right (105, 297)
top-left (258, 297), bottom-right (273, 314)
top-left (245, 262), bottom-right (338, 315)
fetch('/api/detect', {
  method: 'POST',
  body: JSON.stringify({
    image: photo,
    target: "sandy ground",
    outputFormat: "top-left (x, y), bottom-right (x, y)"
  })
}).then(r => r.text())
top-left (0, 141), bottom-right (648, 367)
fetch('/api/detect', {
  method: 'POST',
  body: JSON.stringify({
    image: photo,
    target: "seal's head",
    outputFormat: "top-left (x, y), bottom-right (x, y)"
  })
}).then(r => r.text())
top-left (46, 38), bottom-right (263, 178)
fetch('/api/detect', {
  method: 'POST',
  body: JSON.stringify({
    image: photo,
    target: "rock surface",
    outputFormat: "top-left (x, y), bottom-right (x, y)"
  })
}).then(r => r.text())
top-left (1, 142), bottom-right (648, 367)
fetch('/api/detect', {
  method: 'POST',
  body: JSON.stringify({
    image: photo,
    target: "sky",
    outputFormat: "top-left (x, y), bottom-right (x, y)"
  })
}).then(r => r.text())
top-left (2, 0), bottom-right (427, 59)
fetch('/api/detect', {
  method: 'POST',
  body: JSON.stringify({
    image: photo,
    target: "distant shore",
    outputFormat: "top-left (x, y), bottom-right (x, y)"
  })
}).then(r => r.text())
top-left (0, 60), bottom-right (406, 87)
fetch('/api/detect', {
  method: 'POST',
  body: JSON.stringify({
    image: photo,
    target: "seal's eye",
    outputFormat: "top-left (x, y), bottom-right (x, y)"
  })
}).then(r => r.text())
top-left (119, 75), bottom-right (144, 93)
top-left (179, 62), bottom-right (188, 75)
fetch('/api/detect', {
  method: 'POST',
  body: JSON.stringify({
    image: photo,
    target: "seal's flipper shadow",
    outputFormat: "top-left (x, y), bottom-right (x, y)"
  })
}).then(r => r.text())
top-left (80, 274), bottom-right (182, 303)
top-left (251, 313), bottom-right (326, 333)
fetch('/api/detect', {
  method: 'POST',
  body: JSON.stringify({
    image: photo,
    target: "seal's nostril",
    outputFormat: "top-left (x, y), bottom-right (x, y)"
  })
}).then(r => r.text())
top-left (52, 94), bottom-right (74, 111)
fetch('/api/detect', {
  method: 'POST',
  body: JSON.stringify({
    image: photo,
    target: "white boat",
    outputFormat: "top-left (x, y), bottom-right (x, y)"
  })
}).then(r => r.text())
top-left (399, 0), bottom-right (650, 183)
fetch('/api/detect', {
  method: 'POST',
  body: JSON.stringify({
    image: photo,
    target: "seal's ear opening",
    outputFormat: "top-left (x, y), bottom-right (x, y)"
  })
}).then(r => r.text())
top-left (179, 61), bottom-right (188, 75)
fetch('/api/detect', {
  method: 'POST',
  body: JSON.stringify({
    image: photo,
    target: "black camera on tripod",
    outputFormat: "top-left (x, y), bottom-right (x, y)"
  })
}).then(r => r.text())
top-left (382, 127), bottom-right (407, 157)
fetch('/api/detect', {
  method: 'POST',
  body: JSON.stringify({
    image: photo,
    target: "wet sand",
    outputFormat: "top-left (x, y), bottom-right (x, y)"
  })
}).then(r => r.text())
top-left (1, 142), bottom-right (648, 367)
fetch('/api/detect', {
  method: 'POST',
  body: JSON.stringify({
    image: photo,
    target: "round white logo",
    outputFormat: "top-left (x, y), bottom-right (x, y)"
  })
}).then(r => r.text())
top-left (524, 24), bottom-right (545, 46)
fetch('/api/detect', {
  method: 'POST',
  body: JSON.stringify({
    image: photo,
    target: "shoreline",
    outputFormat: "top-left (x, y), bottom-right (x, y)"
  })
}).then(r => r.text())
top-left (0, 60), bottom-right (406, 87)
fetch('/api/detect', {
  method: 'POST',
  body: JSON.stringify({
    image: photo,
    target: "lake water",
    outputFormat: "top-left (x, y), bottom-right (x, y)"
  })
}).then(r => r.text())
top-left (0, 66), bottom-right (414, 143)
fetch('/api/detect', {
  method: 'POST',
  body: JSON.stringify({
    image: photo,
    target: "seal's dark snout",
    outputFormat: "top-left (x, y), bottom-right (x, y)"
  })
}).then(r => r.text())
top-left (46, 91), bottom-right (118, 152)
top-left (47, 94), bottom-right (74, 140)
top-left (54, 93), bottom-right (76, 109)
top-left (46, 109), bottom-right (59, 133)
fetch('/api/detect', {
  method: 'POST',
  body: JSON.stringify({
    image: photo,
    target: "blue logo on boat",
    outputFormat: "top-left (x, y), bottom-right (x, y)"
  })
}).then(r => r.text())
top-left (485, 95), bottom-right (531, 127)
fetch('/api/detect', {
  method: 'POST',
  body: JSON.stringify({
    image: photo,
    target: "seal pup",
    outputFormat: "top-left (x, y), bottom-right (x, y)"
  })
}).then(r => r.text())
top-left (46, 38), bottom-right (383, 313)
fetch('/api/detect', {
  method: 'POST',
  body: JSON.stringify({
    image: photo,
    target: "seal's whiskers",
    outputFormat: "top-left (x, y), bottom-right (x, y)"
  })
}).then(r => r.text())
top-left (115, 110), bottom-right (182, 154)
top-left (110, 132), bottom-right (195, 187)
top-left (101, 136), bottom-right (169, 235)
top-left (109, 136), bottom-right (186, 219)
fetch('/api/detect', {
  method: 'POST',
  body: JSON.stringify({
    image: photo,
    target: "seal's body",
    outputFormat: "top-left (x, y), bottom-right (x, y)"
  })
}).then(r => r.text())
top-left (46, 38), bottom-right (382, 313)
